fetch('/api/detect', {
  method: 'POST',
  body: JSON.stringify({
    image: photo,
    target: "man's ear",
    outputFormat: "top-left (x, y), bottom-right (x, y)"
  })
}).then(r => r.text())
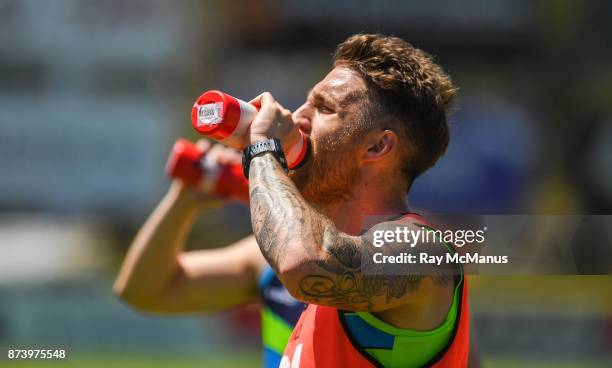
top-left (362, 130), bottom-right (398, 162)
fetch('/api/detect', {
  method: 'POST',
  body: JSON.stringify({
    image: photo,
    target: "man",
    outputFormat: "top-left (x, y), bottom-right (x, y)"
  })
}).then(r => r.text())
top-left (244, 34), bottom-right (469, 367)
top-left (116, 33), bottom-right (474, 367)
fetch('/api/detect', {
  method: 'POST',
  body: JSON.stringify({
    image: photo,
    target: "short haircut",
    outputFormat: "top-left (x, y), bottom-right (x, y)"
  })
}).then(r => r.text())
top-left (333, 33), bottom-right (457, 186)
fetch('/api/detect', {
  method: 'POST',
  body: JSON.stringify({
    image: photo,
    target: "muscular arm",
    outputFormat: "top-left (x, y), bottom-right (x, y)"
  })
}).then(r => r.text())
top-left (249, 153), bottom-right (453, 312)
top-left (114, 182), bottom-right (265, 314)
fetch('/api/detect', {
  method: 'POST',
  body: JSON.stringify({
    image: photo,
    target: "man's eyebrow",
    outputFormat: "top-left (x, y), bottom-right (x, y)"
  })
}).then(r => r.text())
top-left (309, 89), bottom-right (337, 107)
top-left (308, 88), bottom-right (364, 109)
top-left (339, 90), bottom-right (364, 108)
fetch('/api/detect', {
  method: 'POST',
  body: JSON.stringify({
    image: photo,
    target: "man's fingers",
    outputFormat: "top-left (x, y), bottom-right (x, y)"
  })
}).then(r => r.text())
top-left (280, 107), bottom-right (292, 119)
top-left (248, 93), bottom-right (264, 108)
top-left (249, 92), bottom-right (275, 109)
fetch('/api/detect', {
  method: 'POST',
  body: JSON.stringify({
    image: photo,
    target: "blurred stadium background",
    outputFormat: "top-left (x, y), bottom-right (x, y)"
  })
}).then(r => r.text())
top-left (1, 0), bottom-right (611, 367)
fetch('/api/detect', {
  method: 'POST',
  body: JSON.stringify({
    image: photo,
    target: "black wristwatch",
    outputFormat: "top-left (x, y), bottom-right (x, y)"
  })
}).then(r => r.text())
top-left (242, 138), bottom-right (288, 178)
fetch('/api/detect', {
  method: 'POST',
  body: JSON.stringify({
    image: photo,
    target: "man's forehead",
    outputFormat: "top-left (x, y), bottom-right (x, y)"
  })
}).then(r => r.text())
top-left (310, 66), bottom-right (367, 106)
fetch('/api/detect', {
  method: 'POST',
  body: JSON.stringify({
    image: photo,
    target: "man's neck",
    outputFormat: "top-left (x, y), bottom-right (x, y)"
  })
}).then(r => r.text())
top-left (323, 184), bottom-right (409, 236)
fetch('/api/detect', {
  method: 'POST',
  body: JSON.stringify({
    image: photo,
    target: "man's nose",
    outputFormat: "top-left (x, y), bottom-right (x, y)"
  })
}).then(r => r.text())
top-left (292, 104), bottom-right (312, 134)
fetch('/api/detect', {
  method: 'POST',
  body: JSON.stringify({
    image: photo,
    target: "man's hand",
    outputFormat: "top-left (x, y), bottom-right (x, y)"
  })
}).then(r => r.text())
top-left (248, 92), bottom-right (301, 148)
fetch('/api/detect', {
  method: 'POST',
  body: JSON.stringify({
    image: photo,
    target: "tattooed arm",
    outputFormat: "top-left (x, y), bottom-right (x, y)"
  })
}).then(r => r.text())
top-left (249, 153), bottom-right (454, 312)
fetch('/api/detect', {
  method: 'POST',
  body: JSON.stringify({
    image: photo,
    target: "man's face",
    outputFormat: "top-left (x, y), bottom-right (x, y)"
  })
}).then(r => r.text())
top-left (290, 66), bottom-right (369, 207)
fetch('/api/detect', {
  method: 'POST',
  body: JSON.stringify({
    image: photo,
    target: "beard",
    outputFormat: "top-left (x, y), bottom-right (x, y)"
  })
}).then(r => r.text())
top-left (289, 129), bottom-right (361, 208)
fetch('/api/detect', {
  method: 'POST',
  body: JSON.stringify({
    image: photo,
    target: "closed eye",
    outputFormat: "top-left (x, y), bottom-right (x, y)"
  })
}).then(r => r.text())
top-left (309, 90), bottom-right (337, 115)
top-left (316, 103), bottom-right (334, 114)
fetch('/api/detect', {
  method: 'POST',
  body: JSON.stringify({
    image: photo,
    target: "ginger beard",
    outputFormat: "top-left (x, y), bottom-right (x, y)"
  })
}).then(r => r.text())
top-left (290, 125), bottom-right (363, 208)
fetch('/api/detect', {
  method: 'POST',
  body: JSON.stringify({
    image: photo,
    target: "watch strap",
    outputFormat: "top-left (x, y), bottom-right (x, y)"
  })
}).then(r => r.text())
top-left (242, 138), bottom-right (288, 178)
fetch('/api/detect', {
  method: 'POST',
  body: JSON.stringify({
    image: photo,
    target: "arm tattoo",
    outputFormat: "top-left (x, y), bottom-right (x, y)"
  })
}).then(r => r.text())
top-left (249, 154), bottom-right (452, 311)
top-left (249, 154), bottom-right (320, 272)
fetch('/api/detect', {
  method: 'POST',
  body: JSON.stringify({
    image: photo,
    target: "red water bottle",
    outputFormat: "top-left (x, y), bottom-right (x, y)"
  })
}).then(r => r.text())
top-left (165, 139), bottom-right (249, 203)
top-left (191, 90), bottom-right (309, 169)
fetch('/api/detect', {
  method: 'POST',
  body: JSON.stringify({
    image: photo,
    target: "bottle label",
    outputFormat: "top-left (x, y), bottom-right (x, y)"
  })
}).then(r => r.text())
top-left (197, 102), bottom-right (223, 126)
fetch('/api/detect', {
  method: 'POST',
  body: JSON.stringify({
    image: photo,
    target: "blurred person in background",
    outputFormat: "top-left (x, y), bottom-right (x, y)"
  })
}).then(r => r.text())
top-left (114, 141), bottom-right (305, 368)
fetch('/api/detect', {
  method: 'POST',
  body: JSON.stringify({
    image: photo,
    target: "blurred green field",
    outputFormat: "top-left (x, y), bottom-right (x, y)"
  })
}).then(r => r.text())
top-left (3, 355), bottom-right (610, 368)
top-left (482, 358), bottom-right (611, 368)
top-left (1, 353), bottom-right (261, 368)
